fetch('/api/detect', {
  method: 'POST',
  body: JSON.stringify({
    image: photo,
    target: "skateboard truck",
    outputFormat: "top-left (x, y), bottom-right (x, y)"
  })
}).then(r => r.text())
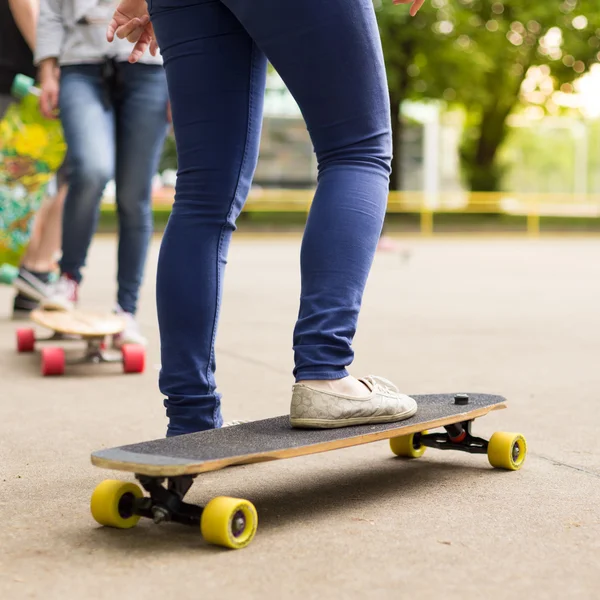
top-left (127, 475), bottom-right (249, 542)
top-left (134, 476), bottom-right (201, 526)
top-left (419, 420), bottom-right (489, 454)
top-left (16, 327), bottom-right (145, 375)
top-left (90, 476), bottom-right (258, 550)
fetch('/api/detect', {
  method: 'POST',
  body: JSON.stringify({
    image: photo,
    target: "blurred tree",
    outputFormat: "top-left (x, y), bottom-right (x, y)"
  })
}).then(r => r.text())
top-left (375, 0), bottom-right (600, 191)
top-left (375, 0), bottom-right (458, 189)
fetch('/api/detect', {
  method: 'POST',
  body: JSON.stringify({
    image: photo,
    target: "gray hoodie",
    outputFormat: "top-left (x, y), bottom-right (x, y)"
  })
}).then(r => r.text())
top-left (35, 0), bottom-right (163, 66)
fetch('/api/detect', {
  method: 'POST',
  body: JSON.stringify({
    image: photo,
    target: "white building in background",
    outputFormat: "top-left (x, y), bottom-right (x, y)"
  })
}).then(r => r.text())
top-left (257, 71), bottom-right (466, 192)
top-left (132, 67), bottom-right (598, 198)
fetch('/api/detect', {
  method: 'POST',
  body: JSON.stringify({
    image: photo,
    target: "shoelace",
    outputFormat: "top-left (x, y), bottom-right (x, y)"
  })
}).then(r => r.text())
top-left (362, 375), bottom-right (400, 395)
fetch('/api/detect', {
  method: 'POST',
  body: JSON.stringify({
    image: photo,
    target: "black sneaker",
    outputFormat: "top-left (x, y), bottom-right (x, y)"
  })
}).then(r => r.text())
top-left (13, 267), bottom-right (52, 301)
top-left (12, 293), bottom-right (39, 320)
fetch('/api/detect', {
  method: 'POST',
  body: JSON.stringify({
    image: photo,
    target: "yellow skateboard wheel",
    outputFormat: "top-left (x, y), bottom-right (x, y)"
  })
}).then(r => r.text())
top-left (90, 480), bottom-right (143, 529)
top-left (201, 497), bottom-right (258, 549)
top-left (487, 432), bottom-right (527, 470)
top-left (390, 431), bottom-right (427, 458)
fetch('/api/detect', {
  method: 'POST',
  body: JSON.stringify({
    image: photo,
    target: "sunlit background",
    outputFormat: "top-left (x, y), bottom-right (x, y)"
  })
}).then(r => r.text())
top-left (116, 0), bottom-right (599, 235)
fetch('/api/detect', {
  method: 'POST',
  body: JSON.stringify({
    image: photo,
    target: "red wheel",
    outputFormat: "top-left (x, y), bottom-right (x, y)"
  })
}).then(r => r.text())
top-left (122, 344), bottom-right (145, 373)
top-left (41, 347), bottom-right (65, 376)
top-left (16, 328), bottom-right (35, 353)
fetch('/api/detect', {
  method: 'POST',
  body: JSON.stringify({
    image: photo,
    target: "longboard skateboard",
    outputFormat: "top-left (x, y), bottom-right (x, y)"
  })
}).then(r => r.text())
top-left (90, 392), bottom-right (526, 550)
top-left (16, 309), bottom-right (145, 376)
top-left (1, 74), bottom-right (66, 270)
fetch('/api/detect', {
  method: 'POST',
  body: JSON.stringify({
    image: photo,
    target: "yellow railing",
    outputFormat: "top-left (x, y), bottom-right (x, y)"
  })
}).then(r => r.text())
top-left (146, 188), bottom-right (600, 236)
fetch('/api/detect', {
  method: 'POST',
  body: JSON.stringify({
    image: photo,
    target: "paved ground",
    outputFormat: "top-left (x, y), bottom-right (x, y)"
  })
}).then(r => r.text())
top-left (1, 235), bottom-right (599, 599)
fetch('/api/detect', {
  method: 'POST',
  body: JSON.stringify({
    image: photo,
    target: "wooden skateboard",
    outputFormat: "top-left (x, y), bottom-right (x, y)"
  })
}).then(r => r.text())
top-left (0, 74), bottom-right (66, 270)
top-left (16, 309), bottom-right (145, 376)
top-left (90, 392), bottom-right (526, 550)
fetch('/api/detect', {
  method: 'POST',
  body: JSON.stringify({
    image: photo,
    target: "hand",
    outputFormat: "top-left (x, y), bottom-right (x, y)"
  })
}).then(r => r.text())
top-left (393, 0), bottom-right (426, 17)
top-left (39, 61), bottom-right (60, 119)
top-left (106, 0), bottom-right (159, 63)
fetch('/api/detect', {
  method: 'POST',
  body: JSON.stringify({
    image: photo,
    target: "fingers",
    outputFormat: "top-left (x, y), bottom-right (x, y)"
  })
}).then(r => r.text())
top-left (116, 16), bottom-right (149, 42)
top-left (410, 0), bottom-right (426, 16)
top-left (392, 0), bottom-right (426, 14)
top-left (129, 30), bottom-right (152, 63)
top-left (40, 89), bottom-right (58, 120)
top-left (106, 17), bottom-right (118, 42)
top-left (107, 10), bottom-right (158, 62)
top-left (107, 13), bottom-right (150, 43)
top-left (149, 24), bottom-right (159, 56)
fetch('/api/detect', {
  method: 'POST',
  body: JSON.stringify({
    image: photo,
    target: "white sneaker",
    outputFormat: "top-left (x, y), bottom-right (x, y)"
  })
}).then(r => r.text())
top-left (112, 306), bottom-right (147, 347)
top-left (13, 267), bottom-right (51, 301)
top-left (41, 275), bottom-right (78, 311)
top-left (290, 375), bottom-right (417, 429)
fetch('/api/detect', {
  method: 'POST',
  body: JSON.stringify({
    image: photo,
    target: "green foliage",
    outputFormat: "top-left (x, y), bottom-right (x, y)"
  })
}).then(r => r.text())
top-left (158, 133), bottom-right (177, 173)
top-left (375, 0), bottom-right (600, 190)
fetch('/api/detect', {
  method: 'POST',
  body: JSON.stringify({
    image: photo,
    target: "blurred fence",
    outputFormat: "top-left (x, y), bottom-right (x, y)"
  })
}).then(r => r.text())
top-left (101, 188), bottom-right (600, 235)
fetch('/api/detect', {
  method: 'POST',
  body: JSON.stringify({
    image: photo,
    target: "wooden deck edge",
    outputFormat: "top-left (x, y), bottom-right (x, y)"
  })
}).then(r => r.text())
top-left (91, 403), bottom-right (507, 477)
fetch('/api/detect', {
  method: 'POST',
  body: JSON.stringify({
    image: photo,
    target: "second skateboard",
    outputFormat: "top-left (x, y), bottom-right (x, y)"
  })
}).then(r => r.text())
top-left (16, 308), bottom-right (145, 376)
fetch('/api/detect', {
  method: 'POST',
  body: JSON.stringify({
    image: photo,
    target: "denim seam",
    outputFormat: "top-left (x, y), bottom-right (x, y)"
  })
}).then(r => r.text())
top-left (207, 39), bottom-right (257, 427)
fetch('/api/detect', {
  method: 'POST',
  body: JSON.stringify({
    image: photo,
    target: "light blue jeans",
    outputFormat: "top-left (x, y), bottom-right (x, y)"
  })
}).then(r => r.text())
top-left (149, 0), bottom-right (392, 435)
top-left (58, 61), bottom-right (169, 314)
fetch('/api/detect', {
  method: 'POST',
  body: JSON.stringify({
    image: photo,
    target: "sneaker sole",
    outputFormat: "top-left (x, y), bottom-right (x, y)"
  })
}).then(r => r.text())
top-left (289, 404), bottom-right (418, 429)
top-left (13, 278), bottom-right (47, 302)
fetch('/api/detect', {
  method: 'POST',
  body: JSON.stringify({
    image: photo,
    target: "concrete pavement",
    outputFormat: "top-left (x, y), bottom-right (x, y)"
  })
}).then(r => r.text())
top-left (1, 235), bottom-right (599, 599)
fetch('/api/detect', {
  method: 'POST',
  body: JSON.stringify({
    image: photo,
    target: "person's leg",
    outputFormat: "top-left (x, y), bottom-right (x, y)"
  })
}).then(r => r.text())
top-left (223, 3), bottom-right (389, 371)
top-left (149, 0), bottom-right (267, 435)
top-left (220, 0), bottom-right (416, 428)
top-left (12, 181), bottom-right (66, 309)
top-left (150, 0), bottom-right (415, 435)
top-left (43, 65), bottom-right (115, 310)
top-left (113, 62), bottom-right (168, 317)
top-left (22, 180), bottom-right (66, 272)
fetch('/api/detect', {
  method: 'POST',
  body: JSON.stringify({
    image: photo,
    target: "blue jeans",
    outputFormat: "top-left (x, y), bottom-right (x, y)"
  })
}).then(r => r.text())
top-left (150, 0), bottom-right (392, 436)
top-left (58, 62), bottom-right (169, 314)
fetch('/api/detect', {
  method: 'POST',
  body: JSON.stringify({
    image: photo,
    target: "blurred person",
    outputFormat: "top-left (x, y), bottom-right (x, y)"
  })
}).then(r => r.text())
top-left (108, 0), bottom-right (425, 435)
top-left (12, 179), bottom-right (68, 318)
top-left (35, 0), bottom-right (170, 346)
top-left (1, 0), bottom-right (68, 318)
top-left (378, 226), bottom-right (399, 251)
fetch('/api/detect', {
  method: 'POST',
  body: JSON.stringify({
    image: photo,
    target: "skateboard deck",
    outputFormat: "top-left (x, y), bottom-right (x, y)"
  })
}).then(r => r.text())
top-left (30, 308), bottom-right (125, 337)
top-left (16, 309), bottom-right (145, 376)
top-left (89, 393), bottom-right (527, 550)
